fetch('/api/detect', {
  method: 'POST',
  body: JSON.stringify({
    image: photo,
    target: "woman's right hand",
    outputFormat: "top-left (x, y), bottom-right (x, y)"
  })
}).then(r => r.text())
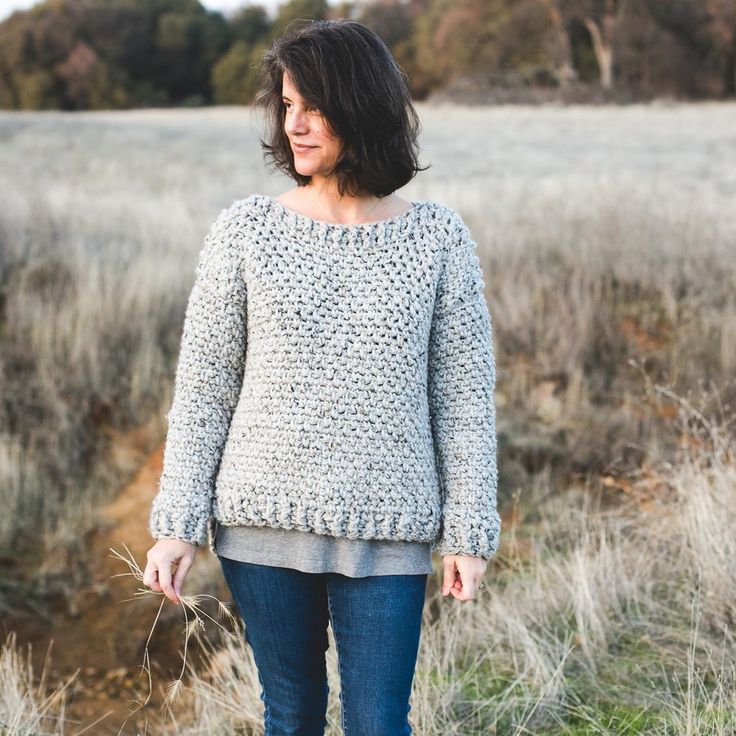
top-left (143, 538), bottom-right (197, 605)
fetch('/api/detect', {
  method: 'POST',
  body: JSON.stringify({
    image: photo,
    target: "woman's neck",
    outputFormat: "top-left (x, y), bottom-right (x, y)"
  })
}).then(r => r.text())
top-left (299, 181), bottom-right (395, 224)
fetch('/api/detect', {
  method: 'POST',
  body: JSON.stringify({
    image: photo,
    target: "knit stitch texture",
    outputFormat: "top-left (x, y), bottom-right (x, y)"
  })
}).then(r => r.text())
top-left (148, 193), bottom-right (501, 559)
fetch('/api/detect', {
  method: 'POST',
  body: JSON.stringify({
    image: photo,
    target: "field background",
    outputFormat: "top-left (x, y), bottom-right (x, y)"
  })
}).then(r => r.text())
top-left (1, 101), bottom-right (735, 734)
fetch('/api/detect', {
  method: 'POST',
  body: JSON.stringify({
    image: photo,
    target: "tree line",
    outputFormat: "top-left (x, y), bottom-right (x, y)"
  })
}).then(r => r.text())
top-left (0, 0), bottom-right (734, 110)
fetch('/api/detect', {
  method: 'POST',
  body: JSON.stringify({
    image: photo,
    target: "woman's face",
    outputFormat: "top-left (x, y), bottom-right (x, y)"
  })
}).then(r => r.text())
top-left (281, 70), bottom-right (342, 181)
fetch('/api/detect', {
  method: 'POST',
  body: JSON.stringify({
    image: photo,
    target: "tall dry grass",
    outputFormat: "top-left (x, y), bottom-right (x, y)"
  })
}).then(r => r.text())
top-left (154, 394), bottom-right (735, 734)
top-left (0, 102), bottom-right (734, 733)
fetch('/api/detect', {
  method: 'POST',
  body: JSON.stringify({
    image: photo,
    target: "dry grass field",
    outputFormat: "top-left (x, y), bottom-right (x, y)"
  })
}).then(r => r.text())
top-left (0, 101), bottom-right (734, 734)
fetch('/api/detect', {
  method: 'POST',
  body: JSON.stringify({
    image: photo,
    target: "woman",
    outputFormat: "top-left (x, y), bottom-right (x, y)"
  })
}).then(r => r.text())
top-left (144, 18), bottom-right (500, 736)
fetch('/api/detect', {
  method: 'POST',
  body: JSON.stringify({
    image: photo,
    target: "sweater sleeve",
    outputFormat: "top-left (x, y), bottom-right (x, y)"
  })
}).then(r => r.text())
top-left (428, 210), bottom-right (501, 560)
top-left (148, 204), bottom-right (247, 546)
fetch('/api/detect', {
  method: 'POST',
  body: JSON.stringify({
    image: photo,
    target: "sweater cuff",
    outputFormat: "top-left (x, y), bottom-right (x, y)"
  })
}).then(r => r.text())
top-left (148, 490), bottom-right (210, 546)
top-left (432, 510), bottom-right (501, 560)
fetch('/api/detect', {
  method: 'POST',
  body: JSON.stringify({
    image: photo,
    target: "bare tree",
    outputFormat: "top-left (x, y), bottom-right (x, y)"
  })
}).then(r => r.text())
top-left (556, 0), bottom-right (631, 89)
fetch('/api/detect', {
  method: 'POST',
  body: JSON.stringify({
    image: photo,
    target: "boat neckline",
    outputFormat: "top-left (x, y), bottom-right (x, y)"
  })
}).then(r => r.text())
top-left (255, 193), bottom-right (421, 230)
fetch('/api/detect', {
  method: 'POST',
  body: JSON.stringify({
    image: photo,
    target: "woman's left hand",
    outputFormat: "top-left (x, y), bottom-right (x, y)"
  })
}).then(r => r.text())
top-left (441, 555), bottom-right (487, 602)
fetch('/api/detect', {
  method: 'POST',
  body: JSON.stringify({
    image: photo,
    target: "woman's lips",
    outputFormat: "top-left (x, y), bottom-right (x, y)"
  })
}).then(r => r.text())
top-left (293, 143), bottom-right (316, 153)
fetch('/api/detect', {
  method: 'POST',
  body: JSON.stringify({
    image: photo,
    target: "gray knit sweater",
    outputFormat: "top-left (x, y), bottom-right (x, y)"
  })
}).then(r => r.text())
top-left (148, 193), bottom-right (501, 560)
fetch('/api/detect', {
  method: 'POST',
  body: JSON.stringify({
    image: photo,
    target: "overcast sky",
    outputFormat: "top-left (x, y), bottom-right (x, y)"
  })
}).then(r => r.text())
top-left (0, 0), bottom-right (289, 23)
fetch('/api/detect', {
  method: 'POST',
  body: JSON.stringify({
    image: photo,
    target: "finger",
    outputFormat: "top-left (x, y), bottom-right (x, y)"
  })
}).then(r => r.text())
top-left (451, 575), bottom-right (480, 602)
top-left (450, 580), bottom-right (476, 602)
top-left (143, 559), bottom-right (162, 591)
top-left (442, 558), bottom-right (458, 595)
top-left (452, 565), bottom-right (476, 599)
top-left (450, 588), bottom-right (474, 603)
top-left (149, 571), bottom-right (162, 593)
top-left (172, 556), bottom-right (193, 598)
top-left (157, 561), bottom-right (179, 605)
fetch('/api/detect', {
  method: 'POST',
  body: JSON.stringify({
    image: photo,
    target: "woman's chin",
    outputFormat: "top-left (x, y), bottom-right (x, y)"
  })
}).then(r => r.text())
top-left (294, 164), bottom-right (315, 175)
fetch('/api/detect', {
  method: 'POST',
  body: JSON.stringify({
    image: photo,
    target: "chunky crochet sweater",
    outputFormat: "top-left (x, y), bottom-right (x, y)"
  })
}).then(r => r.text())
top-left (148, 193), bottom-right (501, 559)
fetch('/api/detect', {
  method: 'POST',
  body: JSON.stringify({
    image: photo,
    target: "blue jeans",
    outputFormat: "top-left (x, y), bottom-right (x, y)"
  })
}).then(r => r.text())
top-left (219, 555), bottom-right (429, 736)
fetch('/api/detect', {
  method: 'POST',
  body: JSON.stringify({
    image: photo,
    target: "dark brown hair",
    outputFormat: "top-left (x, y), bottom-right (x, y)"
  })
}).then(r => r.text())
top-left (254, 19), bottom-right (428, 198)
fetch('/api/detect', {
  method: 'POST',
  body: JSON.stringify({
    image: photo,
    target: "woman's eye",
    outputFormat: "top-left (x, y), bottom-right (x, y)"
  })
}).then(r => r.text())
top-left (283, 102), bottom-right (321, 116)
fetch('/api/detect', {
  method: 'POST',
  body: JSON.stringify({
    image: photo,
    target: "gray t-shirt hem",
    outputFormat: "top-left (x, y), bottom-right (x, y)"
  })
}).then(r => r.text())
top-left (214, 521), bottom-right (435, 577)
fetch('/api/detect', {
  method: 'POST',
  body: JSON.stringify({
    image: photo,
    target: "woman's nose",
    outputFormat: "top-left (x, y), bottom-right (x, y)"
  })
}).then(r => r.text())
top-left (285, 109), bottom-right (308, 134)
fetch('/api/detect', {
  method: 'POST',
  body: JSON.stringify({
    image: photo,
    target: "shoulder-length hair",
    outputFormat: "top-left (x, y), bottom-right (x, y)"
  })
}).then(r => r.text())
top-left (254, 18), bottom-right (428, 198)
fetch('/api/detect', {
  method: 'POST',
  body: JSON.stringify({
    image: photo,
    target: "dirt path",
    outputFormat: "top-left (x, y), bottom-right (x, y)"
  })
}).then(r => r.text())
top-left (4, 421), bottom-right (227, 735)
